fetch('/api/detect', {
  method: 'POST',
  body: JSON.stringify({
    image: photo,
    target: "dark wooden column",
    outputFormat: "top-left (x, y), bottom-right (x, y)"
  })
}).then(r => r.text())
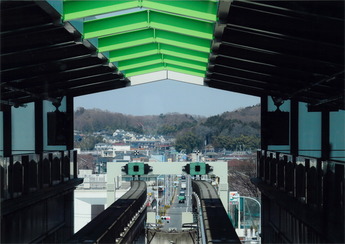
top-left (261, 96), bottom-right (268, 151)
top-left (35, 100), bottom-right (43, 154)
top-left (66, 96), bottom-right (74, 150)
top-left (321, 110), bottom-right (330, 160)
top-left (290, 99), bottom-right (299, 156)
top-left (3, 105), bottom-right (12, 157)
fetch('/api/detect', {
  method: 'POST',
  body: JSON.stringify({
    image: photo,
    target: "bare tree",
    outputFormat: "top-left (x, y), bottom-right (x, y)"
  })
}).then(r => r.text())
top-left (77, 154), bottom-right (95, 171)
top-left (228, 157), bottom-right (260, 198)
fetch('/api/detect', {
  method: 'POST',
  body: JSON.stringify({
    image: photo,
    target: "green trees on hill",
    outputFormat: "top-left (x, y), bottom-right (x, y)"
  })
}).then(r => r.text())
top-left (74, 105), bottom-right (261, 151)
top-left (174, 132), bottom-right (204, 154)
top-left (212, 135), bottom-right (260, 151)
top-left (157, 121), bottom-right (197, 136)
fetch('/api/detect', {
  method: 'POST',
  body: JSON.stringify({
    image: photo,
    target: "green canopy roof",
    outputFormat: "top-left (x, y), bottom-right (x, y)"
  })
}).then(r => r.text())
top-left (63, 0), bottom-right (218, 78)
top-left (2, 1), bottom-right (343, 110)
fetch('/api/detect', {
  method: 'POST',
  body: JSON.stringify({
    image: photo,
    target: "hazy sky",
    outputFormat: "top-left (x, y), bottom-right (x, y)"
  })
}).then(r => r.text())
top-left (74, 79), bottom-right (260, 116)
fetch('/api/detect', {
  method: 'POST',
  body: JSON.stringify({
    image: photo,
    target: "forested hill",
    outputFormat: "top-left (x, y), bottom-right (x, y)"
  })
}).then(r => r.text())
top-left (74, 104), bottom-right (260, 151)
top-left (74, 105), bottom-right (260, 135)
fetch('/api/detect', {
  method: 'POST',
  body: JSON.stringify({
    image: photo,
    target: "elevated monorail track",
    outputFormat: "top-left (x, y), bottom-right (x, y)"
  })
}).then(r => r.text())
top-left (193, 180), bottom-right (241, 244)
top-left (69, 180), bottom-right (147, 243)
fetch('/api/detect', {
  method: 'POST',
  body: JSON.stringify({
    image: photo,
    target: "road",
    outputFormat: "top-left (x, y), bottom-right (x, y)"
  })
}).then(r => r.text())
top-left (161, 175), bottom-right (192, 231)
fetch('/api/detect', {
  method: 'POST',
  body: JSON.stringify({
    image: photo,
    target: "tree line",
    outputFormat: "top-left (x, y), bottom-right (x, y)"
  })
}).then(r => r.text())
top-left (74, 104), bottom-right (260, 152)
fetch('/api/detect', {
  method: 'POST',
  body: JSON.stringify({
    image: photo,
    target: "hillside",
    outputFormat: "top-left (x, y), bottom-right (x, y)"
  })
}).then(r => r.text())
top-left (74, 104), bottom-right (261, 151)
top-left (75, 105), bottom-right (260, 133)
top-left (222, 105), bottom-right (260, 123)
top-left (74, 107), bottom-right (203, 135)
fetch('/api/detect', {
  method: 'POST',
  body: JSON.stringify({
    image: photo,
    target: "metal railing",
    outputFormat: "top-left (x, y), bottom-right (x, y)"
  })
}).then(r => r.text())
top-left (1, 150), bottom-right (78, 200)
top-left (256, 150), bottom-right (345, 243)
top-left (192, 192), bottom-right (206, 244)
top-left (257, 150), bottom-right (344, 209)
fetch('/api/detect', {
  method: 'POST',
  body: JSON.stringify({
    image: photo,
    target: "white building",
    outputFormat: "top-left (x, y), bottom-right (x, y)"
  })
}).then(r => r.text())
top-left (74, 170), bottom-right (130, 233)
top-left (95, 143), bottom-right (131, 158)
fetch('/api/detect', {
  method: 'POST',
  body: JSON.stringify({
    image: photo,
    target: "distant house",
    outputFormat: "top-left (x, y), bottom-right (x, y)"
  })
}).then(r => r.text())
top-left (95, 143), bottom-right (130, 158)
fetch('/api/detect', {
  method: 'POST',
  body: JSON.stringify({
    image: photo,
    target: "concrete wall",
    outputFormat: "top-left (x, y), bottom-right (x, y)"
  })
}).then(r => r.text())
top-left (74, 184), bottom-right (130, 233)
top-left (147, 230), bottom-right (197, 244)
top-left (182, 212), bottom-right (194, 223)
top-left (74, 189), bottom-right (107, 233)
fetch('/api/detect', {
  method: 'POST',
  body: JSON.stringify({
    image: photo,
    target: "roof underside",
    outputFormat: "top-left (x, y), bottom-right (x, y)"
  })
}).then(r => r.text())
top-left (1, 0), bottom-right (344, 111)
top-left (63, 0), bottom-right (217, 78)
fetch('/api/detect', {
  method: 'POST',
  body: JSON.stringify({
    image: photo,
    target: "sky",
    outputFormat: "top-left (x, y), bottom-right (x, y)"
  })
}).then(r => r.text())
top-left (74, 79), bottom-right (260, 117)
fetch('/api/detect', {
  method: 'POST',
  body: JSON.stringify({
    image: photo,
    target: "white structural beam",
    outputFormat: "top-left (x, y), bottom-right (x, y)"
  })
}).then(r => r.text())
top-left (128, 71), bottom-right (205, 86)
top-left (106, 161), bottom-right (228, 210)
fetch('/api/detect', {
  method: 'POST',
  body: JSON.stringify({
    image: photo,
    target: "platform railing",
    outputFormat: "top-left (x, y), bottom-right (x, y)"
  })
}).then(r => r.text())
top-left (0, 150), bottom-right (78, 201)
top-left (257, 150), bottom-right (345, 242)
top-left (258, 150), bottom-right (344, 208)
